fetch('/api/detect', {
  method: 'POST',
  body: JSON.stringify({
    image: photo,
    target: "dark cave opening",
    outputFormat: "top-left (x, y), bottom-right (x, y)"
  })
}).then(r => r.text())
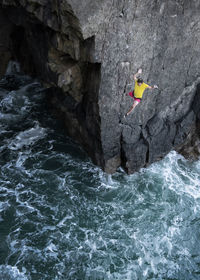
top-left (0, 2), bottom-right (104, 171)
top-left (10, 25), bottom-right (36, 76)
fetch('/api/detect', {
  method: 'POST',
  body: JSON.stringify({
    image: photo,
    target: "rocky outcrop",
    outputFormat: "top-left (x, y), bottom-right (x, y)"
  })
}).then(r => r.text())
top-left (0, 0), bottom-right (200, 173)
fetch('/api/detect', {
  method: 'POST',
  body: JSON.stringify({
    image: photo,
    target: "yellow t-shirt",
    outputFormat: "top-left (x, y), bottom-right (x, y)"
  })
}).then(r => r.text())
top-left (134, 81), bottom-right (149, 99)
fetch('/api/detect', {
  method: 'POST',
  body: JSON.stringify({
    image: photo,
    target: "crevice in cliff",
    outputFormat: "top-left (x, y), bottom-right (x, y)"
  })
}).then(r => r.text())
top-left (185, 55), bottom-right (194, 86)
top-left (142, 132), bottom-right (150, 167)
top-left (119, 126), bottom-right (127, 173)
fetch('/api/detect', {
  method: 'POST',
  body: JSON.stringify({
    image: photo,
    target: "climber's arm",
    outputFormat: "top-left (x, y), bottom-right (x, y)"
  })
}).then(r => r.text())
top-left (147, 85), bottom-right (158, 89)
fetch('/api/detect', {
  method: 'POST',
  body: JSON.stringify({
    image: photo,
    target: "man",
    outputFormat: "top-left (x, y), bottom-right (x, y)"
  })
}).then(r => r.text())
top-left (124, 68), bottom-right (158, 117)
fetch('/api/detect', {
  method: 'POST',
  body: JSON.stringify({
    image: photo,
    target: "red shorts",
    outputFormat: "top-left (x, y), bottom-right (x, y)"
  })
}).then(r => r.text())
top-left (128, 91), bottom-right (141, 103)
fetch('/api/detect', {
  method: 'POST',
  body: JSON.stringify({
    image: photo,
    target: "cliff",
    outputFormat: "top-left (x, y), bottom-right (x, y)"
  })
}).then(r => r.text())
top-left (0, 0), bottom-right (200, 173)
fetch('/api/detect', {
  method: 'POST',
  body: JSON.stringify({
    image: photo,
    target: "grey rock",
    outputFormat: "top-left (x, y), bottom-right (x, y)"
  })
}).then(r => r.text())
top-left (0, 0), bottom-right (200, 173)
top-left (146, 115), bottom-right (164, 137)
top-left (147, 121), bottom-right (177, 164)
top-left (174, 111), bottom-right (196, 146)
top-left (122, 140), bottom-right (148, 174)
top-left (122, 125), bottom-right (141, 144)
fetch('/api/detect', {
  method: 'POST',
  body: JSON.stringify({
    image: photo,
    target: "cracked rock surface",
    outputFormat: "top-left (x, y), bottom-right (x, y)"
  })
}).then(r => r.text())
top-left (0, 0), bottom-right (200, 173)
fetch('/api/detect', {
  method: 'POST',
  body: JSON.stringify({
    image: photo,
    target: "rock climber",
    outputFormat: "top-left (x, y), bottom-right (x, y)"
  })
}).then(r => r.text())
top-left (124, 68), bottom-right (158, 117)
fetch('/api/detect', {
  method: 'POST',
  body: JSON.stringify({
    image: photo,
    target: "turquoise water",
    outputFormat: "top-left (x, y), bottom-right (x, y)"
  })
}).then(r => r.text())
top-left (0, 76), bottom-right (200, 280)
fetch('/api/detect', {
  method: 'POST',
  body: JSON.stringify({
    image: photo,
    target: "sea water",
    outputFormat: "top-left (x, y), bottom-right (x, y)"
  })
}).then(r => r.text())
top-left (0, 75), bottom-right (200, 280)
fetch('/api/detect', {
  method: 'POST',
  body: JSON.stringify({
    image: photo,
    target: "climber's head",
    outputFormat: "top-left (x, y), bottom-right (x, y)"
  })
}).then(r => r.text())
top-left (137, 78), bottom-right (143, 86)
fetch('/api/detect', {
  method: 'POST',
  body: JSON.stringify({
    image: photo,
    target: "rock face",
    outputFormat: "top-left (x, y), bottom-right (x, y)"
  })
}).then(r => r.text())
top-left (0, 0), bottom-right (200, 174)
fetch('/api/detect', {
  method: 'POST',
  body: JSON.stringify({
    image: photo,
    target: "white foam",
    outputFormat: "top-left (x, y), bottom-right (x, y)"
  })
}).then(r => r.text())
top-left (8, 124), bottom-right (47, 150)
top-left (57, 214), bottom-right (74, 227)
top-left (0, 265), bottom-right (29, 280)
